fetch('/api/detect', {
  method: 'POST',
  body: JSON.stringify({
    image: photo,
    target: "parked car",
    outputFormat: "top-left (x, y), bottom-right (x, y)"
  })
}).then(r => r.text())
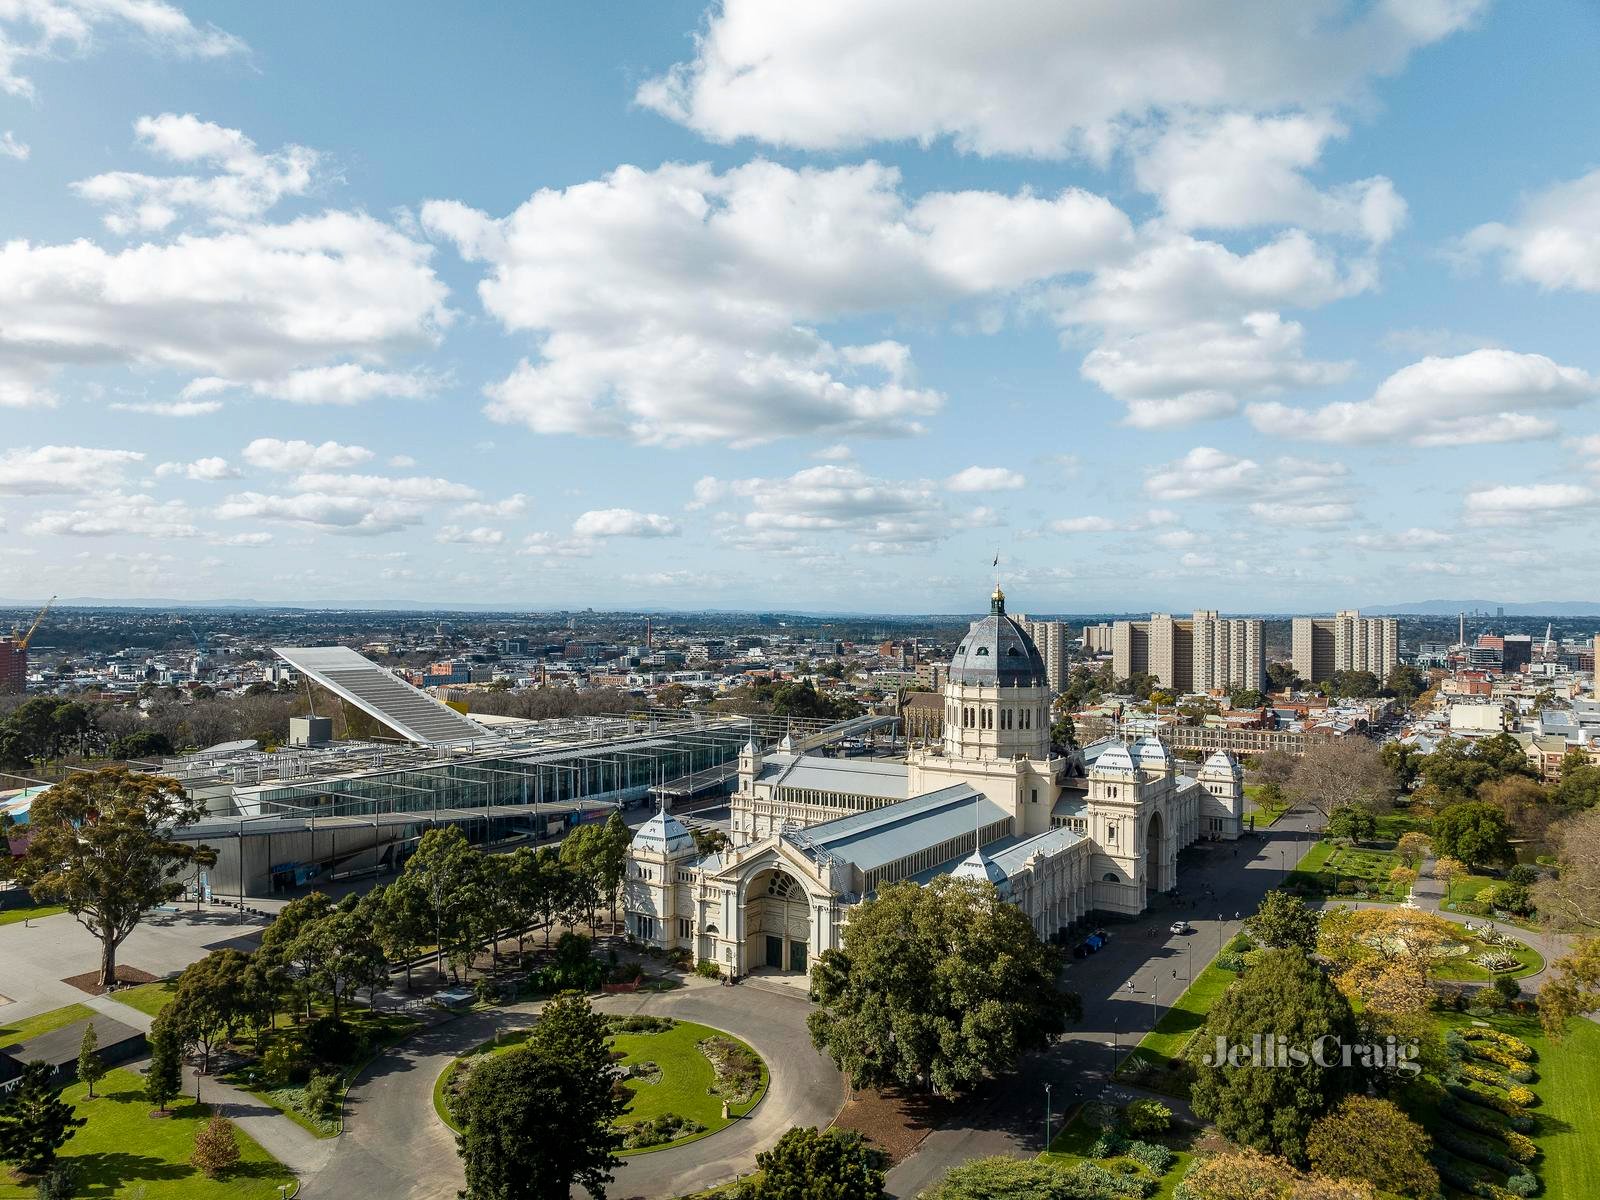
top-left (1169, 920), bottom-right (1191, 935)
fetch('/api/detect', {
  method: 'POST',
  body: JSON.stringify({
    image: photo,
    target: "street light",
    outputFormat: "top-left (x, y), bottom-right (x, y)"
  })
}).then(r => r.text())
top-left (1044, 1082), bottom-right (1053, 1152)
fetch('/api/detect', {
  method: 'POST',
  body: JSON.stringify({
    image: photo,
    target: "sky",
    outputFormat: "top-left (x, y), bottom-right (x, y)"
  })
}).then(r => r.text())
top-left (3, 1), bottom-right (1600, 615)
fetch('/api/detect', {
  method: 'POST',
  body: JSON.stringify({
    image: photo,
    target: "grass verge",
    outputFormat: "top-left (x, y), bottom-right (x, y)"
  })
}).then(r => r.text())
top-left (0, 1003), bottom-right (97, 1050)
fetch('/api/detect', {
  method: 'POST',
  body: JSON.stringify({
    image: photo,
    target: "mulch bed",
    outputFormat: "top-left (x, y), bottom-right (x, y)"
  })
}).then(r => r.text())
top-left (63, 965), bottom-right (160, 995)
top-left (831, 1086), bottom-right (963, 1165)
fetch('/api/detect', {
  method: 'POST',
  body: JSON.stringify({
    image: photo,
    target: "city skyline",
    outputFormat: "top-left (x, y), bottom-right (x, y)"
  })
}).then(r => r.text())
top-left (5, 2), bottom-right (1600, 613)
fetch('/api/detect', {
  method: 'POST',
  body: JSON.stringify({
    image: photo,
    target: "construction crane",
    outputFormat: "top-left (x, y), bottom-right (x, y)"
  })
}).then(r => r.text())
top-left (10, 595), bottom-right (55, 647)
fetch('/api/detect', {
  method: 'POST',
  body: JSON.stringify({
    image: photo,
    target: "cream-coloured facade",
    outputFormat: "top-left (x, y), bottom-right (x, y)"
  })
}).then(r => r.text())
top-left (623, 588), bottom-right (1244, 977)
top-left (1112, 611), bottom-right (1265, 694)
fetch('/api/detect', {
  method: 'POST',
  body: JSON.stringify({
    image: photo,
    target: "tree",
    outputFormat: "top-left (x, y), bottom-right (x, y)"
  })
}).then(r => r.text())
top-left (1431, 802), bottom-right (1513, 870)
top-left (808, 876), bottom-right (1077, 1096)
top-left (166, 949), bottom-right (252, 1074)
top-left (1305, 1097), bottom-right (1437, 1199)
top-left (259, 891), bottom-right (336, 1017)
top-left (1395, 831), bottom-right (1430, 867)
top-left (110, 729), bottom-right (175, 760)
top-left (374, 875), bottom-right (432, 989)
top-left (1325, 804), bottom-right (1376, 843)
top-left (146, 1018), bottom-right (184, 1112)
top-left (0, 1061), bottom-right (86, 1177)
top-left (1431, 856), bottom-right (1466, 900)
top-left (1327, 670), bottom-right (1382, 699)
top-left (1538, 936), bottom-right (1600, 1039)
top-left (1244, 892), bottom-right (1322, 954)
top-left (595, 811), bottom-right (631, 926)
top-left (1334, 958), bottom-right (1432, 1016)
top-left (1381, 664), bottom-right (1428, 709)
top-left (525, 993), bottom-right (614, 1085)
top-left (1317, 907), bottom-right (1462, 974)
top-left (190, 1115), bottom-right (241, 1179)
top-left (456, 1042), bottom-right (625, 1200)
top-left (1553, 752), bottom-right (1600, 809)
top-left (1480, 775), bottom-right (1555, 846)
top-left (1172, 1147), bottom-right (1375, 1200)
top-left (560, 824), bottom-right (605, 934)
top-left (1531, 808), bottom-right (1600, 931)
top-left (13, 768), bottom-right (215, 988)
top-left (755, 1127), bottom-right (884, 1200)
top-left (403, 825), bottom-right (482, 978)
top-left (1379, 742), bottom-right (1422, 794)
top-left (76, 1023), bottom-right (105, 1100)
top-left (1229, 688), bottom-right (1266, 710)
top-left (529, 846), bottom-right (574, 948)
top-left (1266, 661), bottom-right (1299, 692)
top-left (1189, 948), bottom-right (1361, 1165)
top-left (1285, 740), bottom-right (1393, 825)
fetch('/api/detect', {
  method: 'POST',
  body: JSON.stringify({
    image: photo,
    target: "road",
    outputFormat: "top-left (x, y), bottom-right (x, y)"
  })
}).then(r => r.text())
top-left (884, 806), bottom-right (1322, 1197)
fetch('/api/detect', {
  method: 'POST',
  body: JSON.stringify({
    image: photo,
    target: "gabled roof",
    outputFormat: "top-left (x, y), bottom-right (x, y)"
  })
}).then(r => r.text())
top-left (631, 805), bottom-right (696, 857)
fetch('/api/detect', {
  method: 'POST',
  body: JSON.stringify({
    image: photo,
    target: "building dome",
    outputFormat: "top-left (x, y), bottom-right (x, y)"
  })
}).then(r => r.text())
top-left (948, 588), bottom-right (1048, 687)
top-left (951, 846), bottom-right (1011, 894)
top-left (630, 805), bottom-right (697, 857)
top-left (1133, 737), bottom-right (1172, 771)
top-left (1092, 743), bottom-right (1138, 776)
top-left (1200, 750), bottom-right (1242, 780)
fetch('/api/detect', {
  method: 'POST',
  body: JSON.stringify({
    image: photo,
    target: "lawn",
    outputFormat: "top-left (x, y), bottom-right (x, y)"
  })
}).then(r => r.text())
top-left (1373, 811), bottom-right (1426, 843)
top-left (1242, 784), bottom-right (1289, 826)
top-left (1042, 1108), bottom-right (1195, 1200)
top-left (1285, 840), bottom-right (1411, 901)
top-left (1115, 937), bottom-right (1248, 1096)
top-left (1429, 935), bottom-right (1544, 982)
top-left (0, 1003), bottom-right (97, 1050)
top-left (109, 979), bottom-right (180, 1020)
top-left (434, 1019), bottom-right (768, 1155)
top-left (0, 904), bottom-right (66, 927)
top-left (1401, 1011), bottom-right (1600, 1200)
top-left (0, 1067), bottom-right (295, 1200)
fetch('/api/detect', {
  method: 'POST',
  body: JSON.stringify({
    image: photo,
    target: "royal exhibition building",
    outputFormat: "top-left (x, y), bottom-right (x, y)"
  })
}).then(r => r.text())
top-left (623, 588), bottom-right (1245, 977)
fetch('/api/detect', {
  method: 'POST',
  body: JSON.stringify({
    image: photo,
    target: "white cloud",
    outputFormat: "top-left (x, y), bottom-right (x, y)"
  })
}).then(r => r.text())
top-left (519, 532), bottom-right (593, 558)
top-left (214, 491), bottom-right (427, 536)
top-left (1247, 501), bottom-right (1356, 527)
top-left (435, 525), bottom-right (505, 546)
top-left (155, 456), bottom-right (238, 481)
top-left (1349, 528), bottom-right (1452, 551)
top-left (944, 466), bottom-right (1026, 492)
top-left (1247, 349), bottom-right (1597, 445)
top-left (0, 445), bottom-right (143, 494)
top-left (388, 454), bottom-right (417, 468)
top-left (813, 443), bottom-right (853, 461)
top-left (1085, 311), bottom-right (1352, 429)
top-left (0, 131), bottom-right (27, 160)
top-left (1464, 483), bottom-right (1594, 524)
top-left (26, 492), bottom-right (198, 538)
top-left (452, 494), bottom-right (527, 519)
top-left (0, 0), bottom-right (243, 101)
top-left (193, 364), bottom-right (438, 406)
top-left (107, 398), bottom-right (221, 417)
top-left (711, 464), bottom-right (957, 552)
top-left (1134, 113), bottom-right (1405, 243)
top-left (241, 438), bottom-right (374, 472)
top-left (1144, 447), bottom-right (1262, 500)
top-left (424, 159), bottom-right (1128, 445)
top-left (1050, 515), bottom-right (1121, 533)
top-left (572, 509), bottom-right (680, 538)
top-left (288, 472), bottom-right (477, 502)
top-left (0, 211), bottom-right (450, 403)
top-left (1463, 168), bottom-right (1600, 292)
top-left (73, 114), bottom-right (318, 233)
top-left (637, 0), bottom-right (1483, 158)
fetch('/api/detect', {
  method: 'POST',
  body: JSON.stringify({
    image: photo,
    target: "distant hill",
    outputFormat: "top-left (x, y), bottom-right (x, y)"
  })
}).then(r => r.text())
top-left (1368, 599), bottom-right (1600, 617)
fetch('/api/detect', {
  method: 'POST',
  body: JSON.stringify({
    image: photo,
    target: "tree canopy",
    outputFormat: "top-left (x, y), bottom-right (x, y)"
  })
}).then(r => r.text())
top-left (0, 1061), bottom-right (85, 1177)
top-left (754, 1127), bottom-right (885, 1200)
top-left (1244, 891), bottom-right (1322, 954)
top-left (13, 767), bottom-right (214, 987)
top-left (1430, 801), bottom-right (1513, 870)
top-left (1304, 1097), bottom-right (1437, 1199)
top-left (1189, 947), bottom-right (1362, 1165)
top-left (808, 876), bottom-right (1077, 1095)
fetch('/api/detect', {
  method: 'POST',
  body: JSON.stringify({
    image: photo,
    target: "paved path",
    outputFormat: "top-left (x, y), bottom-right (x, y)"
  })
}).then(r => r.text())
top-left (304, 976), bottom-right (843, 1200)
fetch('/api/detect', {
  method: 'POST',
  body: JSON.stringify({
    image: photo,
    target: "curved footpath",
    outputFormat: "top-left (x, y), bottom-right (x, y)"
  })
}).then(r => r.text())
top-left (304, 976), bottom-right (844, 1199)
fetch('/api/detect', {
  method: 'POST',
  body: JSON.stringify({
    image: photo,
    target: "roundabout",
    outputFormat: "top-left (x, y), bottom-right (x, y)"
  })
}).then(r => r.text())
top-left (432, 1016), bottom-right (770, 1154)
top-left (305, 977), bottom-right (843, 1200)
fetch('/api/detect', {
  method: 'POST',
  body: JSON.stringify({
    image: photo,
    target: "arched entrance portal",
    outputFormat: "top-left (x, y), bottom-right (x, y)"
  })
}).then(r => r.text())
top-left (744, 867), bottom-right (813, 973)
top-left (1145, 811), bottom-right (1167, 895)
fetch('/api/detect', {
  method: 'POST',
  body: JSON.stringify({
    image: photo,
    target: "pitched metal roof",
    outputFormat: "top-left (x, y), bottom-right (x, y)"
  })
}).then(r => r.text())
top-left (800, 783), bottom-right (1005, 873)
top-left (755, 752), bottom-right (910, 799)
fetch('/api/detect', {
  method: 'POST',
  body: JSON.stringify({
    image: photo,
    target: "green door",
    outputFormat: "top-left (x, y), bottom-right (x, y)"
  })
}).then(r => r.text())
top-left (790, 940), bottom-right (807, 972)
top-left (765, 935), bottom-right (783, 968)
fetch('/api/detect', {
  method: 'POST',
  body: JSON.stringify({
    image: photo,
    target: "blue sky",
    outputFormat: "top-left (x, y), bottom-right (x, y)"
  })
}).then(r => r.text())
top-left (3, 1), bottom-right (1599, 613)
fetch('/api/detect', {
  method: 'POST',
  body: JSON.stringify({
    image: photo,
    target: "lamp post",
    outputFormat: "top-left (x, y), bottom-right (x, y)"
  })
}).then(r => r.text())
top-left (1044, 1082), bottom-right (1053, 1152)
